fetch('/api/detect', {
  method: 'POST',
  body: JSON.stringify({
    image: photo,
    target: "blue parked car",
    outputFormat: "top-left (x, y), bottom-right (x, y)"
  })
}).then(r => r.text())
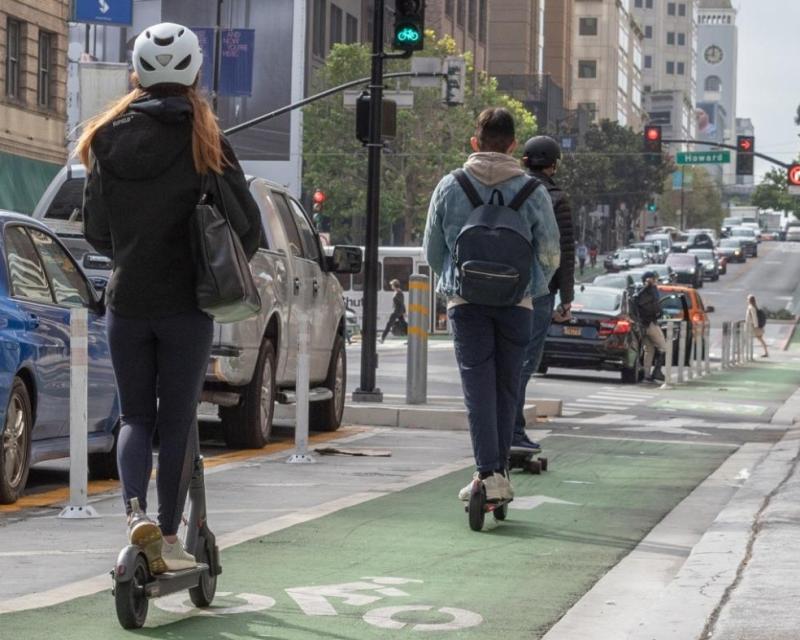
top-left (0, 211), bottom-right (119, 504)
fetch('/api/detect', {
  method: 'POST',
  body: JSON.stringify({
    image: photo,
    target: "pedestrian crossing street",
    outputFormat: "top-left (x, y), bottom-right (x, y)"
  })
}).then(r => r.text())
top-left (562, 387), bottom-right (659, 416)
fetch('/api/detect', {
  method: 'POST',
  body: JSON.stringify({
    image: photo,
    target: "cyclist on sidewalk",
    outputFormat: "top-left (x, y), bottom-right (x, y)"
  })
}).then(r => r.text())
top-left (423, 108), bottom-right (559, 503)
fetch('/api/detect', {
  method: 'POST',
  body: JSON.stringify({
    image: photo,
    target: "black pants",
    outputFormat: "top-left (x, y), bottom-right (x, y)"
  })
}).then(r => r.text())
top-left (108, 309), bottom-right (213, 536)
top-left (381, 312), bottom-right (405, 341)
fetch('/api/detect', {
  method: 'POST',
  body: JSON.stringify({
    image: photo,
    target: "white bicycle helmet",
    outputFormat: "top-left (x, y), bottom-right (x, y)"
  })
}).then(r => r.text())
top-left (132, 23), bottom-right (202, 88)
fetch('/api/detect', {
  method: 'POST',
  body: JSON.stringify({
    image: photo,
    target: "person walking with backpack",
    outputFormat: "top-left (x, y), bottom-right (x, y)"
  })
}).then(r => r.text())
top-left (78, 23), bottom-right (261, 574)
top-left (423, 108), bottom-right (560, 503)
top-left (380, 279), bottom-right (406, 343)
top-left (576, 242), bottom-right (588, 276)
top-left (635, 272), bottom-right (666, 382)
top-left (511, 136), bottom-right (575, 453)
top-left (746, 294), bottom-right (769, 357)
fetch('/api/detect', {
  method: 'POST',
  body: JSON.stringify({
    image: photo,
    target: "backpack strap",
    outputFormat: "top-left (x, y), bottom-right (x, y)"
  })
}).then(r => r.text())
top-left (451, 169), bottom-right (484, 208)
top-left (508, 177), bottom-right (542, 211)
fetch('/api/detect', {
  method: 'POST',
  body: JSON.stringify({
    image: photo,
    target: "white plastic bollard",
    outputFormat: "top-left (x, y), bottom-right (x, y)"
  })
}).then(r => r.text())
top-left (59, 307), bottom-right (100, 519)
top-left (288, 315), bottom-right (315, 464)
top-left (721, 321), bottom-right (730, 369)
top-left (677, 321), bottom-right (686, 384)
top-left (406, 275), bottom-right (429, 404)
top-left (704, 322), bottom-right (712, 374)
top-left (687, 323), bottom-right (695, 381)
top-left (660, 321), bottom-right (674, 390)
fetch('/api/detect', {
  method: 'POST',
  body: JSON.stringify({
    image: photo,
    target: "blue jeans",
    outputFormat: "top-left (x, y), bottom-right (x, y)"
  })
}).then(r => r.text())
top-left (448, 304), bottom-right (532, 474)
top-left (514, 293), bottom-right (555, 436)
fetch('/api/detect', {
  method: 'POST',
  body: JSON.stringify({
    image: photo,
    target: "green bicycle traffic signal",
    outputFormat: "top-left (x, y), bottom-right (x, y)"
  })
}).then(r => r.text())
top-left (393, 0), bottom-right (425, 52)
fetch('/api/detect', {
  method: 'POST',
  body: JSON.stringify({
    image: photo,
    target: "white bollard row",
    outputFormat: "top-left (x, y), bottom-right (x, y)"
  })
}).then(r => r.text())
top-left (288, 314), bottom-right (315, 464)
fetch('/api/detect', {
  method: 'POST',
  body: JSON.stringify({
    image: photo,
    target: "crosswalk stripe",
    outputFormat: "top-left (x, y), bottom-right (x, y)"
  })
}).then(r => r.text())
top-left (565, 403), bottom-right (634, 412)
top-left (597, 390), bottom-right (656, 399)
top-left (583, 397), bottom-right (640, 406)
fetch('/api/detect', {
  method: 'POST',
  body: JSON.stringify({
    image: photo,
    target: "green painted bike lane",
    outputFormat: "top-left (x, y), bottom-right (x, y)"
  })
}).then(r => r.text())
top-left (1, 436), bottom-right (732, 640)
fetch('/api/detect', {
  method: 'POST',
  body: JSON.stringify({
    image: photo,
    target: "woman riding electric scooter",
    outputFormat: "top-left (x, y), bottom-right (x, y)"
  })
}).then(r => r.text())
top-left (78, 23), bottom-right (261, 575)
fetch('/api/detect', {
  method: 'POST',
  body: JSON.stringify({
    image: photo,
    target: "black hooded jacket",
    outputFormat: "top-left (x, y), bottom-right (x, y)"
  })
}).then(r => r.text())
top-left (530, 170), bottom-right (575, 304)
top-left (83, 94), bottom-right (262, 318)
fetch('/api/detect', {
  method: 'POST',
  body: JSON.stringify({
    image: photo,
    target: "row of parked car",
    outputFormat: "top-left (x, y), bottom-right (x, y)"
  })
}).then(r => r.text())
top-left (0, 165), bottom-right (363, 504)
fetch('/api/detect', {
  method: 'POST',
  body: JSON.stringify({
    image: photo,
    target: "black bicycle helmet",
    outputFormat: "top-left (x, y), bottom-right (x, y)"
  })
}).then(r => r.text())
top-left (523, 136), bottom-right (562, 169)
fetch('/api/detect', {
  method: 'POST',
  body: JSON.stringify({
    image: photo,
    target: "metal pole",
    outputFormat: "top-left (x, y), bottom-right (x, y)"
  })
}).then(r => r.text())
top-left (212, 0), bottom-right (223, 113)
top-left (288, 315), bottom-right (315, 464)
top-left (353, 0), bottom-right (386, 403)
top-left (677, 321), bottom-right (686, 384)
top-left (406, 276), bottom-right (430, 404)
top-left (660, 321), bottom-right (674, 390)
top-left (680, 166), bottom-right (686, 230)
top-left (59, 308), bottom-right (99, 519)
top-left (704, 322), bottom-right (711, 375)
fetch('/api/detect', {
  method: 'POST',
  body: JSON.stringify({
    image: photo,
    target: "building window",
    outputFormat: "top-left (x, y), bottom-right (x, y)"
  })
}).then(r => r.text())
top-left (644, 55), bottom-right (653, 68)
top-left (667, 2), bottom-right (676, 15)
top-left (678, 3), bottom-right (686, 16)
top-left (644, 84), bottom-right (652, 93)
top-left (457, 0), bottom-right (465, 27)
top-left (578, 102), bottom-right (598, 122)
top-left (468, 0), bottom-right (477, 36)
top-left (579, 17), bottom-right (599, 36)
top-left (635, 0), bottom-right (642, 7)
top-left (646, 0), bottom-right (654, 8)
top-left (705, 75), bottom-right (722, 92)
top-left (312, 0), bottom-right (326, 56)
top-left (37, 30), bottom-right (54, 108)
top-left (677, 61), bottom-right (685, 75)
top-left (479, 0), bottom-right (487, 43)
top-left (578, 60), bottom-right (598, 79)
top-left (645, 25), bottom-right (653, 38)
top-left (329, 4), bottom-right (342, 50)
top-left (445, 0), bottom-right (454, 18)
top-left (667, 31), bottom-right (675, 45)
top-left (345, 13), bottom-right (358, 43)
top-left (666, 61), bottom-right (675, 74)
top-left (6, 18), bottom-right (22, 99)
top-left (677, 32), bottom-right (686, 46)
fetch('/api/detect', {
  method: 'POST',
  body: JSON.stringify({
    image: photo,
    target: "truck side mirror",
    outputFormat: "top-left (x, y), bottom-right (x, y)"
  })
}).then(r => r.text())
top-left (327, 245), bottom-right (363, 274)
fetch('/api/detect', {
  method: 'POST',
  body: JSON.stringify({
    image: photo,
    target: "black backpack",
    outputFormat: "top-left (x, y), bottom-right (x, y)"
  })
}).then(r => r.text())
top-left (452, 169), bottom-right (540, 307)
top-left (756, 307), bottom-right (767, 328)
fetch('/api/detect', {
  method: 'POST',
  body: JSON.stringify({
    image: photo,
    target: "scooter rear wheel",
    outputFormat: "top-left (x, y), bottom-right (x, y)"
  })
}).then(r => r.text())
top-left (115, 553), bottom-right (150, 629)
top-left (189, 540), bottom-right (218, 608)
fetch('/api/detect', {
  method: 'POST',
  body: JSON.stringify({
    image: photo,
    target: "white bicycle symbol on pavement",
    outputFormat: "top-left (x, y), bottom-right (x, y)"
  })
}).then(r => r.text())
top-left (155, 576), bottom-right (483, 632)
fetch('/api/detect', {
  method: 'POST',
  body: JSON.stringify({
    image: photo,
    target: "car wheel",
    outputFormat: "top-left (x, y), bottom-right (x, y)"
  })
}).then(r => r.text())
top-left (0, 378), bottom-right (33, 504)
top-left (89, 420), bottom-right (120, 480)
top-left (221, 338), bottom-right (276, 449)
top-left (310, 335), bottom-right (347, 432)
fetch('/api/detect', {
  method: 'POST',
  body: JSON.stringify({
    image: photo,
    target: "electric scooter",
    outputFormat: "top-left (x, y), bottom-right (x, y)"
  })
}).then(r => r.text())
top-left (111, 427), bottom-right (221, 629)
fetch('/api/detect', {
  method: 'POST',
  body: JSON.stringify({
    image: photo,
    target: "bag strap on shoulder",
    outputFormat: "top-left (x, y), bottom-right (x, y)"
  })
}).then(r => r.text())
top-left (451, 169), bottom-right (484, 209)
top-left (508, 177), bottom-right (542, 211)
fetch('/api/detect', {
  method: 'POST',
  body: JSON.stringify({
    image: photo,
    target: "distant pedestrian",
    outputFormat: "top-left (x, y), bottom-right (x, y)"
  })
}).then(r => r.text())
top-left (380, 279), bottom-right (406, 343)
top-left (78, 23), bottom-right (262, 574)
top-left (745, 295), bottom-right (769, 357)
top-left (589, 244), bottom-right (598, 268)
top-left (576, 241), bottom-right (588, 275)
top-left (634, 272), bottom-right (666, 382)
top-left (512, 135), bottom-right (575, 453)
top-left (423, 107), bottom-right (560, 504)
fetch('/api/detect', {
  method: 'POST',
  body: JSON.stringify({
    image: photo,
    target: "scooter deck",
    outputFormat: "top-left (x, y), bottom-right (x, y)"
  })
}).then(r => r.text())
top-left (144, 562), bottom-right (211, 598)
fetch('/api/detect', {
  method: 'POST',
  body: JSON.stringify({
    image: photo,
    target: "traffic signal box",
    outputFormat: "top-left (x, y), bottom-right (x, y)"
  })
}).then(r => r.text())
top-left (643, 125), bottom-right (662, 154)
top-left (393, 0), bottom-right (425, 52)
top-left (736, 135), bottom-right (755, 176)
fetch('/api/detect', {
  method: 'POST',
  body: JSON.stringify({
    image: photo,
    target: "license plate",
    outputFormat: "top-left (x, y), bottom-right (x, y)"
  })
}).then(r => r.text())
top-left (563, 326), bottom-right (582, 337)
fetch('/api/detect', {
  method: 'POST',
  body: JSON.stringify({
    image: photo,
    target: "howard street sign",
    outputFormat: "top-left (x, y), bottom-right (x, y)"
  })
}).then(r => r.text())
top-left (676, 151), bottom-right (731, 165)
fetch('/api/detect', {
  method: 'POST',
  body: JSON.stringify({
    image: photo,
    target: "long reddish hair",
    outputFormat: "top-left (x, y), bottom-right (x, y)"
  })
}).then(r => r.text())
top-left (75, 74), bottom-right (228, 175)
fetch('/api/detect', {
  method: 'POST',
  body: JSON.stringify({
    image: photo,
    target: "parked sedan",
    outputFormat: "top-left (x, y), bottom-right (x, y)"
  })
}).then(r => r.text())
top-left (603, 248), bottom-right (648, 272)
top-left (665, 253), bottom-right (704, 288)
top-left (0, 212), bottom-right (119, 504)
top-left (688, 249), bottom-right (720, 281)
top-left (717, 238), bottom-right (746, 263)
top-left (540, 286), bottom-right (644, 383)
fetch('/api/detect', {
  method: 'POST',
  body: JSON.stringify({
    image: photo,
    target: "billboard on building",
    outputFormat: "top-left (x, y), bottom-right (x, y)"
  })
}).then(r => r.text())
top-left (695, 101), bottom-right (724, 144)
top-left (73, 0), bottom-right (133, 26)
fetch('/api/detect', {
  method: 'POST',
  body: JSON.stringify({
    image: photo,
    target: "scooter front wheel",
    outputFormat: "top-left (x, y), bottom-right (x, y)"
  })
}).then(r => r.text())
top-left (468, 482), bottom-right (486, 532)
top-left (189, 540), bottom-right (218, 608)
top-left (115, 553), bottom-right (150, 629)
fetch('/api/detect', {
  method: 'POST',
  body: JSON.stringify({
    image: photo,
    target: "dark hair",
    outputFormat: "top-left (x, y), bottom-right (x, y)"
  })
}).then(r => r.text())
top-left (475, 107), bottom-right (515, 153)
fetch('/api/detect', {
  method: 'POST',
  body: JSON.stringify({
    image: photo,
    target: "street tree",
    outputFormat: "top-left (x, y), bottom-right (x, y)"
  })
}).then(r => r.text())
top-left (752, 166), bottom-right (800, 220)
top-left (655, 166), bottom-right (725, 230)
top-left (302, 32), bottom-right (537, 245)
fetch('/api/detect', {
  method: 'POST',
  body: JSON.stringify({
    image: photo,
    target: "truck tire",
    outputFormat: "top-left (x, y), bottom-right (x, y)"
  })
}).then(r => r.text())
top-left (309, 335), bottom-right (346, 432)
top-left (221, 339), bottom-right (276, 449)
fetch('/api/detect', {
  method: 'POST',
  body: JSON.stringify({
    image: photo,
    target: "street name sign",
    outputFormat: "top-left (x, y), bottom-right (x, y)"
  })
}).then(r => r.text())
top-left (676, 151), bottom-right (731, 165)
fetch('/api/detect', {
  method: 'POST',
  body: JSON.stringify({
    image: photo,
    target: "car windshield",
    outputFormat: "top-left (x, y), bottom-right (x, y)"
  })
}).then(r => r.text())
top-left (720, 239), bottom-right (741, 247)
top-left (689, 250), bottom-right (714, 259)
top-left (594, 275), bottom-right (629, 288)
top-left (731, 229), bottom-right (755, 237)
top-left (660, 295), bottom-right (686, 319)
top-left (666, 255), bottom-right (695, 266)
top-left (650, 265), bottom-right (670, 275)
top-left (619, 249), bottom-right (644, 259)
top-left (570, 289), bottom-right (622, 312)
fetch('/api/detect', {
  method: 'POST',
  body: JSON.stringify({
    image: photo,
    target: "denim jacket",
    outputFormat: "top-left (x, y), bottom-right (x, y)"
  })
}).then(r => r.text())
top-left (423, 153), bottom-right (561, 300)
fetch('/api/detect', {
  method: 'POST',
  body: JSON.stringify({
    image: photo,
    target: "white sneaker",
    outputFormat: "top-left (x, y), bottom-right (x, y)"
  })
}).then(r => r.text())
top-left (161, 540), bottom-right (197, 572)
top-left (483, 472), bottom-right (514, 502)
top-left (458, 472), bottom-right (481, 501)
top-left (127, 498), bottom-right (167, 575)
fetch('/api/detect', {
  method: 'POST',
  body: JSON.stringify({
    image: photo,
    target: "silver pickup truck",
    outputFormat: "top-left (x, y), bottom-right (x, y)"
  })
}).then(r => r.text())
top-left (33, 165), bottom-right (362, 449)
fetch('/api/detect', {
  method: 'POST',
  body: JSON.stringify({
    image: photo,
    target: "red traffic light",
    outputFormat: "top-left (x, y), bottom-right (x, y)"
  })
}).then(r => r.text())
top-left (737, 136), bottom-right (754, 152)
top-left (788, 164), bottom-right (800, 186)
top-left (312, 189), bottom-right (327, 204)
top-left (645, 126), bottom-right (661, 141)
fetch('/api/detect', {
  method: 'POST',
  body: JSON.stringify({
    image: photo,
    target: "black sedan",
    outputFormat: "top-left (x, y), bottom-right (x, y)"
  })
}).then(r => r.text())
top-left (717, 238), bottom-right (746, 263)
top-left (540, 286), bottom-right (644, 383)
top-left (688, 249), bottom-right (720, 281)
top-left (665, 253), bottom-right (704, 288)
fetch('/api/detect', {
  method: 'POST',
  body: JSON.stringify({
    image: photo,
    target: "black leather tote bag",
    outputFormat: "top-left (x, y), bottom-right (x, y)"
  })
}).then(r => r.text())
top-left (190, 172), bottom-right (261, 323)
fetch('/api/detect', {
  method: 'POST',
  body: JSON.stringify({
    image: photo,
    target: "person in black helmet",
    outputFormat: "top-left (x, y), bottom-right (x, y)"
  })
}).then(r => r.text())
top-left (512, 135), bottom-right (574, 452)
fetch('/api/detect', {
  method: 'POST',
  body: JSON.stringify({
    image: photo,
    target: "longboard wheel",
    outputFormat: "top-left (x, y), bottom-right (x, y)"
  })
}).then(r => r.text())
top-left (539, 457), bottom-right (549, 472)
top-left (527, 459), bottom-right (541, 475)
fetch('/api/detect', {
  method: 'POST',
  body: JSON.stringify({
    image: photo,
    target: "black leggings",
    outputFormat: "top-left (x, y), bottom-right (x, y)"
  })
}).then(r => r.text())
top-left (108, 309), bottom-right (213, 536)
top-left (381, 312), bottom-right (405, 341)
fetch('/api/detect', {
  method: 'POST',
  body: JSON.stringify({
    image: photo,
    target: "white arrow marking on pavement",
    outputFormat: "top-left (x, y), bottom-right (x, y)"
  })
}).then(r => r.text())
top-left (363, 605), bottom-right (483, 631)
top-left (735, 468), bottom-right (751, 481)
top-left (286, 577), bottom-right (422, 616)
top-left (618, 422), bottom-right (710, 437)
top-left (512, 495), bottom-right (582, 510)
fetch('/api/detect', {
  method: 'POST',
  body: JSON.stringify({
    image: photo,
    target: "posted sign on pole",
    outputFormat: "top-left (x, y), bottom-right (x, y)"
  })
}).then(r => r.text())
top-left (788, 163), bottom-right (800, 196)
top-left (72, 0), bottom-right (133, 26)
top-left (194, 28), bottom-right (255, 97)
top-left (676, 151), bottom-right (731, 165)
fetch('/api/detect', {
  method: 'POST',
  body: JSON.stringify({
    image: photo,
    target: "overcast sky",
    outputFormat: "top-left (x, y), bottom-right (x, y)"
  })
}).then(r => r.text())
top-left (735, 0), bottom-right (800, 179)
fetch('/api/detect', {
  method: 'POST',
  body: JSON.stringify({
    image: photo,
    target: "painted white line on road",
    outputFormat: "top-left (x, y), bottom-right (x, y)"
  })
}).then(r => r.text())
top-left (552, 433), bottom-right (735, 448)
